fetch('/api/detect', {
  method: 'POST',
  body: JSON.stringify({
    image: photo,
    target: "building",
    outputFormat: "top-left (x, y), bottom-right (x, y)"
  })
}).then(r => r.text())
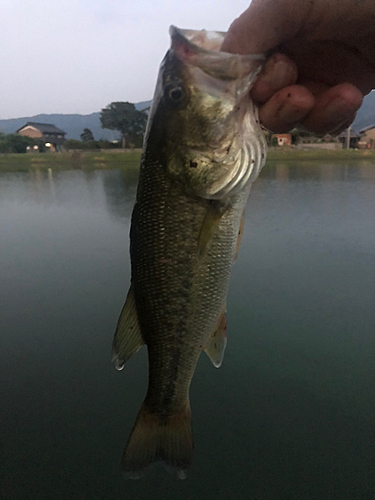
top-left (358, 124), bottom-right (375, 149)
top-left (16, 122), bottom-right (66, 151)
top-left (337, 127), bottom-right (362, 149)
top-left (274, 133), bottom-right (292, 146)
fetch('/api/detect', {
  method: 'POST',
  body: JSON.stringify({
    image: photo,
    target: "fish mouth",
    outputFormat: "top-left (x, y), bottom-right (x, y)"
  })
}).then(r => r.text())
top-left (169, 25), bottom-right (265, 80)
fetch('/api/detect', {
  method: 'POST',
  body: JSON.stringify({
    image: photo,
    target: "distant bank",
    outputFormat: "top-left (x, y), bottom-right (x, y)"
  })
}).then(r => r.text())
top-left (1, 148), bottom-right (375, 172)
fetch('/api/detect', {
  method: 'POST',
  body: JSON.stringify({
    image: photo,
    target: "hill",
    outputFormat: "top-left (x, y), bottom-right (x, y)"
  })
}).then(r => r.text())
top-left (0, 101), bottom-right (152, 141)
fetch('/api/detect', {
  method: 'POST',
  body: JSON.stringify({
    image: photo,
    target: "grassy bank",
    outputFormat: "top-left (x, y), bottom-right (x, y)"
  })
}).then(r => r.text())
top-left (266, 147), bottom-right (375, 162)
top-left (0, 147), bottom-right (375, 172)
top-left (0, 150), bottom-right (142, 171)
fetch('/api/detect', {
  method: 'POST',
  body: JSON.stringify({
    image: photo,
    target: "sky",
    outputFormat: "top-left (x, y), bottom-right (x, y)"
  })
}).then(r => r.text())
top-left (0, 0), bottom-right (251, 119)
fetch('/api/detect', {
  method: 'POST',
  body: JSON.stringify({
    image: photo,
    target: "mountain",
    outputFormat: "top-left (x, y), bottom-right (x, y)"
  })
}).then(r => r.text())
top-left (0, 100), bottom-right (152, 141)
top-left (0, 93), bottom-right (374, 140)
top-left (134, 101), bottom-right (152, 112)
top-left (352, 91), bottom-right (375, 131)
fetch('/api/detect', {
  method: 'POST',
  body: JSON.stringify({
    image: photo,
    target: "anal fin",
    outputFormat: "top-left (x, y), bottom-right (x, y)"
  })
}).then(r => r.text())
top-left (204, 310), bottom-right (227, 368)
top-left (112, 284), bottom-right (144, 370)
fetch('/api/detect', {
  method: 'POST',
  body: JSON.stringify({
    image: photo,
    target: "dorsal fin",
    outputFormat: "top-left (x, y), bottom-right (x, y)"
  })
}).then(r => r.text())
top-left (112, 285), bottom-right (144, 370)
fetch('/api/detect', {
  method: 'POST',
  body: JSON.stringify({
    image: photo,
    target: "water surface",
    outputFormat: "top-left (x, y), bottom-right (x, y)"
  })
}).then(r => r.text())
top-left (1, 162), bottom-right (375, 499)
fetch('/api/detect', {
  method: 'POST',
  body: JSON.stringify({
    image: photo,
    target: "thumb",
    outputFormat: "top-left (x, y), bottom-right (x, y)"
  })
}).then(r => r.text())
top-left (221, 0), bottom-right (311, 54)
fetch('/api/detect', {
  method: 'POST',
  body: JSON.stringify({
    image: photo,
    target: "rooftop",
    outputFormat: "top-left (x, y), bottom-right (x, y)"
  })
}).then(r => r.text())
top-left (359, 124), bottom-right (375, 134)
top-left (16, 122), bottom-right (66, 135)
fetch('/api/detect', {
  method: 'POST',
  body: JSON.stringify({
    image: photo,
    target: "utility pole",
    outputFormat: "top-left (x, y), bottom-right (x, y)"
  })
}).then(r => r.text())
top-left (346, 125), bottom-right (351, 149)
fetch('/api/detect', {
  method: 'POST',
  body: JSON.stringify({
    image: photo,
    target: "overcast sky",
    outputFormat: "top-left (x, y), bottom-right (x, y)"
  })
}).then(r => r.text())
top-left (0, 0), bottom-right (251, 119)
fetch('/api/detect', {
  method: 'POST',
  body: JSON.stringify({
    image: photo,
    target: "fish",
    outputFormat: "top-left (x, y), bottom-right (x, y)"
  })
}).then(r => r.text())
top-left (112, 26), bottom-right (267, 479)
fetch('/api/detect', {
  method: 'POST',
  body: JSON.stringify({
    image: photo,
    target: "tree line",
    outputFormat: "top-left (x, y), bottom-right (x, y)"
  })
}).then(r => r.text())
top-left (0, 133), bottom-right (47, 154)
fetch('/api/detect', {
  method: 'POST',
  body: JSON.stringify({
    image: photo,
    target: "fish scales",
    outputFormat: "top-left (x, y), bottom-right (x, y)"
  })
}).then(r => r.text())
top-left (112, 26), bottom-right (267, 478)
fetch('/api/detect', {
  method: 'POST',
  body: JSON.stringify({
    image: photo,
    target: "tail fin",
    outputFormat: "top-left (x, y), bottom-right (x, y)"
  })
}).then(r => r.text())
top-left (122, 401), bottom-right (193, 479)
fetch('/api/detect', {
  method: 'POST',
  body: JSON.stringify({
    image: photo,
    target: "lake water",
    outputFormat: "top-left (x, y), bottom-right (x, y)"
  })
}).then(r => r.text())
top-left (1, 162), bottom-right (375, 500)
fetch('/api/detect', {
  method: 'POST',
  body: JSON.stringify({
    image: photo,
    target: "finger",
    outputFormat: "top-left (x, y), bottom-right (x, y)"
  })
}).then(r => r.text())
top-left (301, 83), bottom-right (363, 135)
top-left (258, 85), bottom-right (315, 133)
top-left (251, 53), bottom-right (298, 103)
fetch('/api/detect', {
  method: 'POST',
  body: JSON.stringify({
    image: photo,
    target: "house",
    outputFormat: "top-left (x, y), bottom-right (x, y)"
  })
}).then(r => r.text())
top-left (274, 133), bottom-right (292, 146)
top-left (337, 127), bottom-right (362, 149)
top-left (16, 122), bottom-right (66, 152)
top-left (358, 124), bottom-right (375, 149)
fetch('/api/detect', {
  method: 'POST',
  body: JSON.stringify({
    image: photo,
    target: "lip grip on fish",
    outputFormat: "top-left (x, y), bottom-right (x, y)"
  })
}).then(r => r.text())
top-left (171, 26), bottom-right (265, 79)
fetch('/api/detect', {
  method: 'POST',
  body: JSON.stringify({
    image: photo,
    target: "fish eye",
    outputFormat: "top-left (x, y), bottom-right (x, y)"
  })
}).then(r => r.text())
top-left (169, 87), bottom-right (183, 101)
top-left (165, 83), bottom-right (184, 104)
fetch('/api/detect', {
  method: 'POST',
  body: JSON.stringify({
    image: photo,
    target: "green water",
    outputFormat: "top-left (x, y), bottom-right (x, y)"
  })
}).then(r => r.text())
top-left (1, 162), bottom-right (375, 499)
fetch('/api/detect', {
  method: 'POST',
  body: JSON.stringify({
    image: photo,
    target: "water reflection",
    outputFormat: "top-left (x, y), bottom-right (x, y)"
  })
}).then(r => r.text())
top-left (262, 160), bottom-right (375, 184)
top-left (1, 162), bottom-right (375, 499)
top-left (2, 161), bottom-right (372, 218)
top-left (102, 169), bottom-right (139, 221)
top-left (0, 168), bottom-right (139, 221)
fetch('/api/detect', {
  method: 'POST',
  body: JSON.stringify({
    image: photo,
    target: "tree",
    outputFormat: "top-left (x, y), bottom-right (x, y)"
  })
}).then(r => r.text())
top-left (80, 128), bottom-right (94, 141)
top-left (100, 102), bottom-right (148, 148)
top-left (0, 133), bottom-right (45, 153)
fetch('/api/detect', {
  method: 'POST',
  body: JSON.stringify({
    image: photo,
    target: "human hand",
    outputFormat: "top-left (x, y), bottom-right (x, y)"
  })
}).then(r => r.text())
top-left (222, 0), bottom-right (375, 135)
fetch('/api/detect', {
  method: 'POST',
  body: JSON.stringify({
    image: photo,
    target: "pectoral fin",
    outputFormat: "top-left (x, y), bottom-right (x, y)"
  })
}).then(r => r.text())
top-left (198, 204), bottom-right (227, 256)
top-left (112, 285), bottom-right (144, 370)
top-left (204, 311), bottom-right (227, 368)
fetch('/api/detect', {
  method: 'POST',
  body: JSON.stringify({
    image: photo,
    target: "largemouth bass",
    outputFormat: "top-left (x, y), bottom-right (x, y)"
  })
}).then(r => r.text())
top-left (112, 26), bottom-right (267, 478)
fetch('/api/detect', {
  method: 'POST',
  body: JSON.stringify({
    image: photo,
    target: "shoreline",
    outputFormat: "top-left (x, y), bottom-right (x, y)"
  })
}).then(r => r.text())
top-left (0, 147), bottom-right (374, 171)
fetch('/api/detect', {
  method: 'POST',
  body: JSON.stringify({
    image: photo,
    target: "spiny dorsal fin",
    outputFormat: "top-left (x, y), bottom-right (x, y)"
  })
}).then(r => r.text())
top-left (204, 310), bottom-right (227, 368)
top-left (112, 285), bottom-right (144, 370)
